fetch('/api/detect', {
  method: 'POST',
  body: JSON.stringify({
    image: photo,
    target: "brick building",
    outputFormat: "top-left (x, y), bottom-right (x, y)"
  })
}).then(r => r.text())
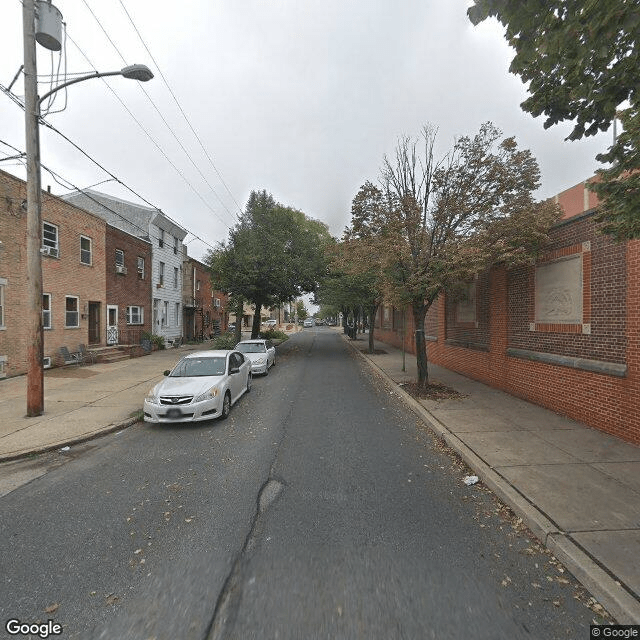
top-left (374, 180), bottom-right (640, 445)
top-left (183, 256), bottom-right (228, 340)
top-left (0, 170), bottom-right (107, 377)
top-left (105, 225), bottom-right (153, 345)
top-left (63, 189), bottom-right (188, 345)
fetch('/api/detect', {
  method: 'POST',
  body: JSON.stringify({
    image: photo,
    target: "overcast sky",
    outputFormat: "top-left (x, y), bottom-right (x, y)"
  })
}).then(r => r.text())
top-left (1, 1), bottom-right (612, 263)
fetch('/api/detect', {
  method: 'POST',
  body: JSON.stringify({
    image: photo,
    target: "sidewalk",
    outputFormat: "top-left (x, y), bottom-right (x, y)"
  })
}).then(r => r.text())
top-left (345, 333), bottom-right (640, 625)
top-left (0, 332), bottom-right (638, 624)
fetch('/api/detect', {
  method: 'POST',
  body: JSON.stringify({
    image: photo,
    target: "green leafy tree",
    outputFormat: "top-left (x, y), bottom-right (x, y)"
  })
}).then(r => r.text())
top-left (369, 123), bottom-right (559, 386)
top-left (468, 0), bottom-right (640, 239)
top-left (295, 300), bottom-right (308, 321)
top-left (207, 190), bottom-right (331, 338)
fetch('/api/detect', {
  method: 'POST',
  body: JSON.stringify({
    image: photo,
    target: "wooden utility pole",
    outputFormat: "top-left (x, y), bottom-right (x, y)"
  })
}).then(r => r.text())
top-left (23, 0), bottom-right (45, 416)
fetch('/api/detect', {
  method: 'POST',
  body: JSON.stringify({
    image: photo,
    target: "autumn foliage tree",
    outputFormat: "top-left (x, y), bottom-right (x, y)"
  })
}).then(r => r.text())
top-left (468, 0), bottom-right (640, 239)
top-left (363, 123), bottom-right (559, 386)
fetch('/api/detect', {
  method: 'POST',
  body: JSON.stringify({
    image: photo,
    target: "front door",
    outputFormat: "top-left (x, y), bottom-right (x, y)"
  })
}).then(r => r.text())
top-left (88, 302), bottom-right (101, 345)
top-left (106, 305), bottom-right (118, 345)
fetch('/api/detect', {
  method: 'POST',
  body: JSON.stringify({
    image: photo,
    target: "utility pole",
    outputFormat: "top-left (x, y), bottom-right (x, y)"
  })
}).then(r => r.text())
top-left (23, 0), bottom-right (44, 416)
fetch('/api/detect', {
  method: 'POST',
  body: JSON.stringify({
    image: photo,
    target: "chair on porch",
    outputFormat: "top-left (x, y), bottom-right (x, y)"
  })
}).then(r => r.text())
top-left (78, 344), bottom-right (96, 364)
top-left (59, 346), bottom-right (82, 366)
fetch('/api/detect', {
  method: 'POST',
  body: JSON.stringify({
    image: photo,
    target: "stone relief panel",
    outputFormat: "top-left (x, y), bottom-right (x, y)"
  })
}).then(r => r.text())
top-left (535, 254), bottom-right (583, 324)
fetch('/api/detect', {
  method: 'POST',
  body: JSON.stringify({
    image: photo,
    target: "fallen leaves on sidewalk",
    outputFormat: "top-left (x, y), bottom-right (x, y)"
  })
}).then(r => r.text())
top-left (399, 381), bottom-right (466, 400)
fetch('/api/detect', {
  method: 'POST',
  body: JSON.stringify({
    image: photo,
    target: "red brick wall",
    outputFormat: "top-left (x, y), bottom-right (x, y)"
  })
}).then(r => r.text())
top-left (374, 213), bottom-right (639, 445)
top-left (0, 170), bottom-right (107, 375)
top-left (106, 225), bottom-right (152, 343)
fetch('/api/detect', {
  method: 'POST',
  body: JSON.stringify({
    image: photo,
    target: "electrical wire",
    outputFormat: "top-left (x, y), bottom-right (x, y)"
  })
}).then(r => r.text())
top-left (79, 0), bottom-right (240, 226)
top-left (63, 30), bottom-right (234, 233)
top-left (118, 0), bottom-right (245, 219)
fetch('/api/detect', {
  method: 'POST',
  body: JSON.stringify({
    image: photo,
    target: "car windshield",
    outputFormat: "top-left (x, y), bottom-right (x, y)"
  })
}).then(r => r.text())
top-left (170, 357), bottom-right (226, 377)
top-left (236, 343), bottom-right (266, 354)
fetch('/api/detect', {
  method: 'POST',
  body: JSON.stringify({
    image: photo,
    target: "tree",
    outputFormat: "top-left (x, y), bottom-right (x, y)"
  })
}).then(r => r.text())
top-left (368, 123), bottom-right (559, 386)
top-left (206, 190), bottom-right (331, 338)
top-left (468, 0), bottom-right (640, 239)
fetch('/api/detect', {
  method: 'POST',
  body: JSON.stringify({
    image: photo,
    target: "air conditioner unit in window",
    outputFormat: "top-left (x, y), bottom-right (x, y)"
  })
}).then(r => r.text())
top-left (41, 246), bottom-right (59, 258)
top-left (115, 265), bottom-right (128, 275)
top-left (43, 356), bottom-right (52, 369)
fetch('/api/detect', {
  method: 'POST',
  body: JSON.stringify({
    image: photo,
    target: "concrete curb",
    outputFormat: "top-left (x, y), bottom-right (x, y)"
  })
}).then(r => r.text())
top-left (0, 417), bottom-right (139, 464)
top-left (345, 335), bottom-right (640, 624)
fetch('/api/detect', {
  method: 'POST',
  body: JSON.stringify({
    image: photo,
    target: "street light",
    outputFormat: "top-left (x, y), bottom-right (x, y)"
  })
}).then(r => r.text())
top-left (22, 0), bottom-right (153, 415)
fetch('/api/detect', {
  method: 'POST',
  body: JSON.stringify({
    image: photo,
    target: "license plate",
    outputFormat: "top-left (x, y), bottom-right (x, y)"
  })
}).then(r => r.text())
top-left (166, 408), bottom-right (183, 419)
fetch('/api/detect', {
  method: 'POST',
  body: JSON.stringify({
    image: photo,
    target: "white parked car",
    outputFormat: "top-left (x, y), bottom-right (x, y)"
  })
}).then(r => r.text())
top-left (303, 318), bottom-right (314, 327)
top-left (262, 318), bottom-right (277, 327)
top-left (235, 339), bottom-right (276, 375)
top-left (143, 350), bottom-right (252, 423)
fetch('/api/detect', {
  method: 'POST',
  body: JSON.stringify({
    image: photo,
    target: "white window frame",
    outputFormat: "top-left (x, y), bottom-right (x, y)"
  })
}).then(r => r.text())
top-left (115, 249), bottom-right (125, 267)
top-left (126, 305), bottom-right (144, 325)
top-left (174, 266), bottom-right (179, 289)
top-left (65, 295), bottom-right (80, 328)
top-left (175, 302), bottom-right (180, 326)
top-left (80, 235), bottom-right (92, 265)
top-left (173, 236), bottom-right (179, 255)
top-left (159, 229), bottom-right (164, 248)
top-left (42, 221), bottom-right (59, 256)
top-left (159, 262), bottom-right (165, 287)
top-left (163, 301), bottom-right (168, 326)
top-left (137, 256), bottom-right (145, 279)
top-left (0, 278), bottom-right (6, 329)
top-left (42, 292), bottom-right (52, 330)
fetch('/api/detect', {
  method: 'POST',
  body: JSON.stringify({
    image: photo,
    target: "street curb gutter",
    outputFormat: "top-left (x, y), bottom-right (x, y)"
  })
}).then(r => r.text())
top-left (0, 417), bottom-right (139, 464)
top-left (346, 337), bottom-right (640, 625)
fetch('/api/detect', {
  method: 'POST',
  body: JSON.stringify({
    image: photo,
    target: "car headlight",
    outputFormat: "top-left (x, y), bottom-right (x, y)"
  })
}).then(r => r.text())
top-left (255, 357), bottom-right (266, 364)
top-left (194, 387), bottom-right (220, 403)
top-left (145, 389), bottom-right (158, 404)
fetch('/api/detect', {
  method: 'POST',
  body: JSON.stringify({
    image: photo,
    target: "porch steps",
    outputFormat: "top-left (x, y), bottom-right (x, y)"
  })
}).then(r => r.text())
top-left (88, 345), bottom-right (133, 364)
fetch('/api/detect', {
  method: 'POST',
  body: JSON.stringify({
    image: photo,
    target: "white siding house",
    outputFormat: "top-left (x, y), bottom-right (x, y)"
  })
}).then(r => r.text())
top-left (62, 190), bottom-right (188, 344)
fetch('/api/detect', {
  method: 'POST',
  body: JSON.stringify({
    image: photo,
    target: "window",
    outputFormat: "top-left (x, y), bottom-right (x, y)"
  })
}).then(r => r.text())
top-left (214, 297), bottom-right (220, 308)
top-left (42, 293), bottom-right (51, 329)
top-left (42, 221), bottom-right (59, 257)
top-left (0, 355), bottom-right (6, 379)
top-left (196, 280), bottom-right (201, 291)
top-left (159, 262), bottom-right (165, 286)
top-left (65, 296), bottom-right (79, 328)
top-left (0, 279), bottom-right (5, 328)
top-left (173, 236), bottom-right (179, 255)
top-left (137, 257), bottom-right (145, 279)
top-left (175, 302), bottom-right (180, 326)
top-left (80, 236), bottom-right (92, 265)
top-left (126, 306), bottom-right (144, 325)
top-left (174, 266), bottom-right (179, 288)
top-left (163, 301), bottom-right (168, 325)
top-left (159, 229), bottom-right (164, 248)
top-left (115, 249), bottom-right (124, 266)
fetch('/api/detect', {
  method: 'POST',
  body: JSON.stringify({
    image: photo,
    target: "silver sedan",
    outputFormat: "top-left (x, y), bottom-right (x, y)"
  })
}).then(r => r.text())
top-left (235, 339), bottom-right (276, 375)
top-left (143, 350), bottom-right (252, 423)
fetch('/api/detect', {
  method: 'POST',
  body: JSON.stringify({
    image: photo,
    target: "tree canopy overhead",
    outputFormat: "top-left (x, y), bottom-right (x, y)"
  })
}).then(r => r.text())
top-left (468, 0), bottom-right (640, 239)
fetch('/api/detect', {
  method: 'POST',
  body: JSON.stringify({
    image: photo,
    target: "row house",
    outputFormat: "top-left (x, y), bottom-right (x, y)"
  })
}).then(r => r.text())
top-left (0, 169), bottom-right (107, 377)
top-left (182, 256), bottom-right (229, 340)
top-left (63, 189), bottom-right (187, 346)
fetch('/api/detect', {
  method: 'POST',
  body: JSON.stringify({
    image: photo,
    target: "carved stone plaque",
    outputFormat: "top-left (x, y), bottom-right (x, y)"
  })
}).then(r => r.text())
top-left (535, 254), bottom-right (582, 323)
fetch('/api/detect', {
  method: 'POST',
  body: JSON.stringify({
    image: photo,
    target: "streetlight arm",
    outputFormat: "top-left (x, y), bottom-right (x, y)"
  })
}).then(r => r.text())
top-left (38, 65), bottom-right (153, 105)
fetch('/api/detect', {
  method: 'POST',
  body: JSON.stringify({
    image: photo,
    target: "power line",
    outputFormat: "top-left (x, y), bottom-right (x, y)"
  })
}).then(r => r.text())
top-left (63, 30), bottom-right (235, 232)
top-left (78, 0), bottom-right (240, 225)
top-left (118, 0), bottom-right (246, 219)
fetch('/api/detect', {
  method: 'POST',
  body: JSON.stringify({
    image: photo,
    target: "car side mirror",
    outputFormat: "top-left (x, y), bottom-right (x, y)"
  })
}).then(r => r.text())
top-left (163, 370), bottom-right (170, 376)
top-left (229, 366), bottom-right (240, 374)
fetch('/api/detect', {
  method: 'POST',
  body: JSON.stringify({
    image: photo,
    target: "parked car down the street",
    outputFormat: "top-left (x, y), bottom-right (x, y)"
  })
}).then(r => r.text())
top-left (143, 350), bottom-right (252, 423)
top-left (303, 318), bottom-right (314, 327)
top-left (235, 339), bottom-right (276, 375)
top-left (262, 318), bottom-right (277, 327)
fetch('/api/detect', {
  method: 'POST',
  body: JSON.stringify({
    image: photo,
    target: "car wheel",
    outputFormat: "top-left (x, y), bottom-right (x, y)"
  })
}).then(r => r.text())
top-left (272, 355), bottom-right (276, 367)
top-left (221, 391), bottom-right (231, 419)
top-left (246, 373), bottom-right (252, 393)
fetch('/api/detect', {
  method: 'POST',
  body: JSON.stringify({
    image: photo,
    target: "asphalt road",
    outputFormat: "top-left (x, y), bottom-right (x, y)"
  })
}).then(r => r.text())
top-left (0, 329), bottom-right (603, 639)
